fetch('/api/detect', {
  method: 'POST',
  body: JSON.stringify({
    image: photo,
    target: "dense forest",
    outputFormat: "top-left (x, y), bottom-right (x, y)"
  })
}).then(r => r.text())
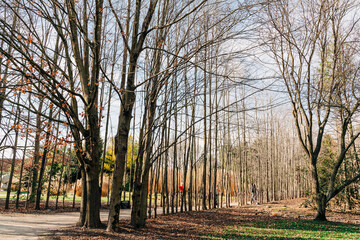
top-left (0, 0), bottom-right (359, 232)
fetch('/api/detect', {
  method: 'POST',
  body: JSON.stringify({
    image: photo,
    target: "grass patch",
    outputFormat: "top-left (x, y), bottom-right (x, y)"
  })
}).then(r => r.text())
top-left (206, 219), bottom-right (360, 239)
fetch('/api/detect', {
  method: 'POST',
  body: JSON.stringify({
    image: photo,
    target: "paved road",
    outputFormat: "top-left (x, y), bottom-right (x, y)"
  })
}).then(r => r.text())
top-left (0, 209), bottom-right (130, 240)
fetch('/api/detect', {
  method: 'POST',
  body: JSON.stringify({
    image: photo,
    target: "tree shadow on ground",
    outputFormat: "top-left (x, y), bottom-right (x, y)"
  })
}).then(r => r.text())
top-left (42, 206), bottom-right (360, 239)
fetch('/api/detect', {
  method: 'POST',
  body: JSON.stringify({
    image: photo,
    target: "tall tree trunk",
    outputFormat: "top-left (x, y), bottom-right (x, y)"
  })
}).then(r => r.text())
top-left (16, 94), bottom-right (31, 208)
top-left (202, 49), bottom-right (207, 211)
top-left (160, 95), bottom-right (168, 215)
top-left (84, 162), bottom-right (101, 227)
top-left (107, 0), bottom-right (158, 231)
top-left (226, 83), bottom-right (231, 207)
top-left (56, 144), bottom-right (68, 210)
top-left (190, 57), bottom-right (198, 211)
top-left (0, 140), bottom-right (5, 189)
top-left (148, 165), bottom-right (154, 218)
top-left (35, 107), bottom-right (54, 210)
top-left (213, 57), bottom-right (219, 208)
top-left (45, 113), bottom-right (61, 209)
top-left (154, 155), bottom-right (161, 218)
top-left (188, 97), bottom-right (195, 211)
top-left (208, 52), bottom-right (212, 209)
top-left (76, 164), bottom-right (87, 226)
top-left (242, 85), bottom-right (248, 203)
top-left (5, 95), bottom-right (21, 209)
top-left (182, 75), bottom-right (190, 212)
top-left (171, 77), bottom-right (177, 214)
top-left (73, 167), bottom-right (79, 208)
top-left (131, 84), bottom-right (157, 227)
top-left (100, 85), bottom-right (112, 193)
top-left (129, 100), bottom-right (137, 206)
top-left (29, 98), bottom-right (44, 202)
top-left (315, 193), bottom-right (327, 221)
top-left (194, 137), bottom-right (198, 210)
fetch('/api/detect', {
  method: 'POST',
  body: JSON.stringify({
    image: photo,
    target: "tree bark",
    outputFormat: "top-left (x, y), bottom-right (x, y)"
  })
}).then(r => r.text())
top-left (29, 98), bottom-right (44, 202)
top-left (16, 94), bottom-right (31, 208)
top-left (35, 107), bottom-right (53, 210)
top-left (315, 193), bottom-right (327, 221)
top-left (107, 0), bottom-right (158, 231)
top-left (5, 95), bottom-right (21, 210)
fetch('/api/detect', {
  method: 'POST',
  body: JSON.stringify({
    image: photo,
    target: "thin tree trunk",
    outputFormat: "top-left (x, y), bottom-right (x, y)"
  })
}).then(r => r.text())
top-left (226, 81), bottom-right (231, 207)
top-left (45, 113), bottom-right (61, 209)
top-left (100, 85), bottom-right (112, 193)
top-left (35, 107), bottom-right (54, 210)
top-left (202, 48), bottom-right (207, 211)
top-left (107, 0), bottom-right (158, 231)
top-left (55, 144), bottom-right (68, 210)
top-left (182, 74), bottom-right (190, 212)
top-left (148, 165), bottom-right (154, 218)
top-left (77, 164), bottom-right (87, 226)
top-left (208, 51), bottom-right (212, 209)
top-left (73, 167), bottom-right (80, 208)
top-left (107, 173), bottom-right (111, 205)
top-left (5, 95), bottom-right (21, 210)
top-left (16, 94), bottom-right (31, 208)
top-left (29, 98), bottom-right (44, 203)
top-left (129, 100), bottom-right (136, 206)
top-left (154, 154), bottom-right (161, 218)
top-left (195, 138), bottom-right (199, 210)
top-left (171, 77), bottom-right (177, 214)
top-left (188, 96), bottom-right (195, 211)
top-left (242, 85), bottom-right (247, 203)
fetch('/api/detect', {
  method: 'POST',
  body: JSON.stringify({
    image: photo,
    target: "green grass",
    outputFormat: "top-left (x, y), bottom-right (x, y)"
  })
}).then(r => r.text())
top-left (205, 219), bottom-right (360, 239)
top-left (0, 191), bottom-right (26, 199)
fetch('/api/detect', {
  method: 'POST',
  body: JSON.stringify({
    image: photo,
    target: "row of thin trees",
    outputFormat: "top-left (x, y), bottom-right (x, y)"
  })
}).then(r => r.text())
top-left (0, 0), bottom-right (359, 231)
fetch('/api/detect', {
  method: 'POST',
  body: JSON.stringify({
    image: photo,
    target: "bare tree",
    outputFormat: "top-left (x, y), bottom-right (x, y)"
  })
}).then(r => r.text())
top-left (0, 0), bottom-right (108, 227)
top-left (263, 0), bottom-right (360, 220)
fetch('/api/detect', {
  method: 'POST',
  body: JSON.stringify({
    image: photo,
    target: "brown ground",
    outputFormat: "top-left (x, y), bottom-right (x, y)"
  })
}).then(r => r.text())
top-left (39, 198), bottom-right (360, 240)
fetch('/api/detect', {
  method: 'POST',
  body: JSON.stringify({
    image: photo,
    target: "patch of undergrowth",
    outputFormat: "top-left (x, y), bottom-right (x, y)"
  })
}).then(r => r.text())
top-left (205, 219), bottom-right (360, 239)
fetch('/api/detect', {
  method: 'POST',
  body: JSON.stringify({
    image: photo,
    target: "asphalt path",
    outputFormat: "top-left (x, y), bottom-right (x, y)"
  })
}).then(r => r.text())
top-left (0, 209), bottom-right (125, 240)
